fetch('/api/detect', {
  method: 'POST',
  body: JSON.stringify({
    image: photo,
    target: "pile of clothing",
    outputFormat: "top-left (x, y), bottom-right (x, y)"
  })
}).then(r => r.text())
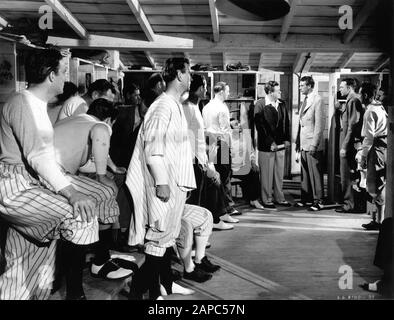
top-left (226, 62), bottom-right (251, 71)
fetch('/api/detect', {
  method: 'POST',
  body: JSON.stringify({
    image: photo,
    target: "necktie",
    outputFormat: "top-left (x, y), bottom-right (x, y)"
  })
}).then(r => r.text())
top-left (300, 95), bottom-right (308, 115)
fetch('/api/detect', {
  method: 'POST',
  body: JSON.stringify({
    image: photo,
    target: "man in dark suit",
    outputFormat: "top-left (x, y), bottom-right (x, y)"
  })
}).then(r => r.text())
top-left (254, 81), bottom-right (291, 209)
top-left (335, 78), bottom-right (365, 213)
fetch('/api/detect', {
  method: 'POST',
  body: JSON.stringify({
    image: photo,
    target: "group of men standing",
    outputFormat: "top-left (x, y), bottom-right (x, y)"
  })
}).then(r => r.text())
top-left (0, 46), bottom-right (390, 300)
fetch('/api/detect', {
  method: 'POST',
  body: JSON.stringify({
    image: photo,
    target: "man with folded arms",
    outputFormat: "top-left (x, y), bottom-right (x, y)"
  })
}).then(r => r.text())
top-left (254, 81), bottom-right (291, 210)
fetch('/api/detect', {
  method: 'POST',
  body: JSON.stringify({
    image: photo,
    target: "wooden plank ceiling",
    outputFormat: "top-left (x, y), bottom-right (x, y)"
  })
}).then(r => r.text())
top-left (0, 0), bottom-right (390, 73)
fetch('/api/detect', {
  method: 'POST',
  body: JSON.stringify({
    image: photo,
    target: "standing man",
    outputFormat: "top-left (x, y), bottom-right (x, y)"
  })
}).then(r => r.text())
top-left (295, 76), bottom-right (326, 211)
top-left (356, 82), bottom-right (388, 230)
top-left (335, 78), bottom-right (365, 213)
top-left (254, 81), bottom-right (291, 209)
top-left (184, 74), bottom-right (234, 230)
top-left (0, 49), bottom-right (113, 300)
top-left (126, 58), bottom-right (196, 299)
top-left (203, 82), bottom-right (240, 222)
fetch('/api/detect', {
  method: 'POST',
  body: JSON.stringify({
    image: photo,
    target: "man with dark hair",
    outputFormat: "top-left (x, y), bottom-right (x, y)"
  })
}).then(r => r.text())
top-left (47, 82), bottom-right (78, 125)
top-left (336, 78), bottom-right (365, 213)
top-left (202, 82), bottom-right (240, 222)
top-left (142, 73), bottom-right (166, 111)
top-left (184, 74), bottom-right (233, 230)
top-left (124, 83), bottom-right (141, 103)
top-left (109, 77), bottom-right (163, 253)
top-left (254, 80), bottom-right (291, 210)
top-left (126, 57), bottom-right (196, 299)
top-left (57, 79), bottom-right (115, 121)
top-left (0, 49), bottom-right (113, 300)
top-left (295, 76), bottom-right (326, 211)
top-left (53, 98), bottom-right (133, 289)
top-left (355, 82), bottom-right (388, 230)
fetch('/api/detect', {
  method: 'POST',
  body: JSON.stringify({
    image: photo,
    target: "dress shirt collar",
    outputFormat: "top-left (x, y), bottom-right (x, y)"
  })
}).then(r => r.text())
top-left (265, 95), bottom-right (279, 109)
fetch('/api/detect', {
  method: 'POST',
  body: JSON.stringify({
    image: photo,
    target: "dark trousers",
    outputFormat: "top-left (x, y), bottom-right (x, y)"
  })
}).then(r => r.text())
top-left (374, 218), bottom-right (393, 294)
top-left (113, 173), bottom-right (133, 230)
top-left (233, 170), bottom-right (260, 202)
top-left (301, 150), bottom-right (323, 203)
top-left (214, 140), bottom-right (233, 206)
top-left (339, 155), bottom-right (355, 210)
top-left (187, 162), bottom-right (228, 224)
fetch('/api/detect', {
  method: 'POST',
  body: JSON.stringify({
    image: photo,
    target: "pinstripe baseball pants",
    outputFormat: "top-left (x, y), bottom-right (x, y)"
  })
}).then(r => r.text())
top-left (144, 188), bottom-right (187, 257)
top-left (176, 204), bottom-right (213, 250)
top-left (0, 163), bottom-right (119, 300)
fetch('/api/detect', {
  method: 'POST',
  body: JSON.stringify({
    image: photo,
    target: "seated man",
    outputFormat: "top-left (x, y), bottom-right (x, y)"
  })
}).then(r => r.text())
top-left (183, 73), bottom-right (236, 230)
top-left (57, 79), bottom-right (115, 121)
top-left (53, 98), bottom-right (133, 285)
top-left (230, 118), bottom-right (264, 209)
top-left (0, 49), bottom-right (116, 300)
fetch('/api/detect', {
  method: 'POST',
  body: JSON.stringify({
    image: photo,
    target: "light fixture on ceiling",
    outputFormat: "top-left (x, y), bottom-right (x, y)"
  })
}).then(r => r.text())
top-left (216, 0), bottom-right (290, 21)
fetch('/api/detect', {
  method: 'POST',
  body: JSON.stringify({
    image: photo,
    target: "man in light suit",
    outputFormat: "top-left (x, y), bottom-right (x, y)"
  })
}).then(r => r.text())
top-left (295, 76), bottom-right (326, 212)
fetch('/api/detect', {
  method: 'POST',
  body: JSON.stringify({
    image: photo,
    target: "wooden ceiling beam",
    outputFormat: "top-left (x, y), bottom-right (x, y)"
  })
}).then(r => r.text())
top-left (47, 33), bottom-right (382, 53)
top-left (125, 0), bottom-right (155, 42)
top-left (293, 53), bottom-right (304, 73)
top-left (374, 57), bottom-right (390, 72)
top-left (208, 0), bottom-right (220, 43)
top-left (0, 15), bottom-right (9, 30)
top-left (44, 0), bottom-right (88, 39)
top-left (343, 0), bottom-right (380, 44)
top-left (258, 53), bottom-right (264, 70)
top-left (302, 52), bottom-right (317, 73)
top-left (279, 0), bottom-right (298, 43)
top-left (144, 51), bottom-right (156, 68)
top-left (222, 52), bottom-right (227, 70)
top-left (338, 52), bottom-right (356, 69)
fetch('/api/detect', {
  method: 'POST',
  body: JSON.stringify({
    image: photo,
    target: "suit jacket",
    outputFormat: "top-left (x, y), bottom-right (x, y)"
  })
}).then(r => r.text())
top-left (296, 91), bottom-right (326, 151)
top-left (125, 93), bottom-right (196, 245)
top-left (254, 98), bottom-right (290, 152)
top-left (339, 92), bottom-right (364, 152)
top-left (110, 105), bottom-right (140, 168)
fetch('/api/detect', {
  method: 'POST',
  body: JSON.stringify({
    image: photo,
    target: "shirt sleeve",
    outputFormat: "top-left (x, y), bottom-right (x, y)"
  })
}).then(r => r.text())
top-left (9, 96), bottom-right (70, 192)
top-left (144, 103), bottom-right (171, 185)
top-left (361, 110), bottom-right (376, 157)
top-left (193, 107), bottom-right (209, 167)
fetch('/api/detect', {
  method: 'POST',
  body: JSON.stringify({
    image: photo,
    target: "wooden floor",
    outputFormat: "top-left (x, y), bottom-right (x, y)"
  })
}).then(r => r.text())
top-left (49, 192), bottom-right (383, 301)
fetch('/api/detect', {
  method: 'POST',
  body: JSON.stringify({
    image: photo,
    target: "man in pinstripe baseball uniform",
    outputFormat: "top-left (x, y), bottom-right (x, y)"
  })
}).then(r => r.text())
top-left (126, 57), bottom-right (196, 299)
top-left (53, 98), bottom-right (135, 288)
top-left (0, 49), bottom-right (118, 300)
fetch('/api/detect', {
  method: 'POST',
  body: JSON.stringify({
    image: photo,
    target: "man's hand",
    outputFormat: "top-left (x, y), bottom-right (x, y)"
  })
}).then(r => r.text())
top-left (355, 151), bottom-right (367, 169)
top-left (97, 174), bottom-right (118, 196)
top-left (295, 151), bottom-right (300, 163)
top-left (309, 145), bottom-right (317, 158)
top-left (340, 148), bottom-right (347, 158)
top-left (156, 185), bottom-right (170, 202)
top-left (251, 160), bottom-right (259, 172)
top-left (113, 167), bottom-right (127, 174)
top-left (270, 142), bottom-right (278, 152)
top-left (206, 165), bottom-right (221, 185)
top-left (59, 185), bottom-right (96, 222)
top-left (284, 141), bottom-right (291, 150)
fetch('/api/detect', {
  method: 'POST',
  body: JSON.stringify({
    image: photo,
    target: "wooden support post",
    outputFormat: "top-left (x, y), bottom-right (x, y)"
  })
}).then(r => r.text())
top-left (388, 0), bottom-right (394, 290)
top-left (327, 72), bottom-right (340, 203)
top-left (107, 50), bottom-right (120, 70)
